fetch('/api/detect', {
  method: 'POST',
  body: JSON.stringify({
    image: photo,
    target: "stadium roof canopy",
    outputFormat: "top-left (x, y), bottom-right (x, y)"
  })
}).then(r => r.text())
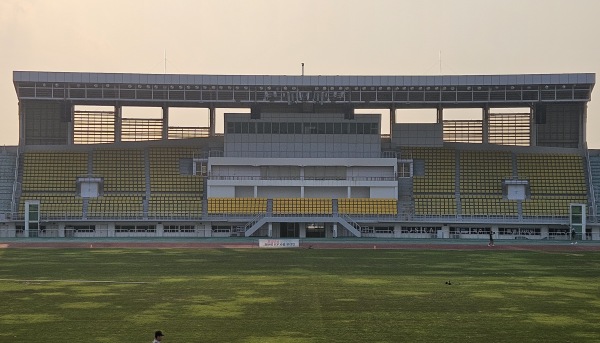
top-left (13, 71), bottom-right (595, 108)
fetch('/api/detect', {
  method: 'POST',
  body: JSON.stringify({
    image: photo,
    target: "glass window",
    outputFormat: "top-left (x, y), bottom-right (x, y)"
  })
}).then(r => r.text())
top-left (226, 122), bottom-right (235, 134)
top-left (349, 123), bottom-right (357, 134)
top-left (326, 122), bottom-right (334, 134)
top-left (342, 123), bottom-right (349, 134)
top-left (317, 123), bottom-right (326, 134)
top-left (334, 122), bottom-right (342, 134)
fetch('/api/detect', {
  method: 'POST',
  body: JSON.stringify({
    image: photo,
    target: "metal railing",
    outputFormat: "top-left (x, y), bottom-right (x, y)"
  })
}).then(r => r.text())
top-left (585, 143), bottom-right (597, 220)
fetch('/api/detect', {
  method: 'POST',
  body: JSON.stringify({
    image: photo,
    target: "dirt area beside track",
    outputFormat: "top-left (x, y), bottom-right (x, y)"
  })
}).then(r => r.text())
top-left (2, 241), bottom-right (600, 251)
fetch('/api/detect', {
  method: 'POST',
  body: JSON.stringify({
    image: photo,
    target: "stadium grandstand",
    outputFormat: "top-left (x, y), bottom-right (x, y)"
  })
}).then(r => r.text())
top-left (0, 70), bottom-right (597, 241)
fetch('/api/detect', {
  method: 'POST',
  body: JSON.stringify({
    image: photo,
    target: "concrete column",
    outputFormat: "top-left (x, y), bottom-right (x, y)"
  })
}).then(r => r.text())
top-left (491, 226), bottom-right (499, 240)
top-left (442, 225), bottom-right (450, 239)
top-left (390, 108), bottom-right (395, 138)
top-left (204, 224), bottom-right (213, 237)
top-left (482, 107), bottom-right (489, 144)
top-left (333, 223), bottom-right (338, 238)
top-left (530, 106), bottom-right (537, 147)
top-left (209, 106), bottom-right (216, 137)
top-left (156, 223), bottom-right (164, 237)
top-left (437, 107), bottom-right (443, 124)
top-left (58, 223), bottom-right (66, 238)
top-left (114, 105), bottom-right (122, 143)
top-left (66, 102), bottom-right (74, 145)
top-left (107, 222), bottom-right (115, 237)
top-left (540, 225), bottom-right (549, 239)
top-left (299, 223), bottom-right (306, 238)
top-left (268, 222), bottom-right (273, 237)
top-left (18, 101), bottom-right (26, 146)
top-left (394, 224), bottom-right (402, 238)
top-left (162, 106), bottom-right (169, 140)
top-left (580, 103), bottom-right (587, 149)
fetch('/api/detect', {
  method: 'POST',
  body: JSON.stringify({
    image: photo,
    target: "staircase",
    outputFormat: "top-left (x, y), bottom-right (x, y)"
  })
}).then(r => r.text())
top-left (588, 155), bottom-right (600, 219)
top-left (398, 178), bottom-right (414, 219)
top-left (0, 148), bottom-right (18, 215)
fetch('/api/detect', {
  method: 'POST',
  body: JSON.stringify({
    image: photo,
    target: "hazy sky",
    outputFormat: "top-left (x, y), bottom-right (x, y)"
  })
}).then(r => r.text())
top-left (1, 0), bottom-right (599, 146)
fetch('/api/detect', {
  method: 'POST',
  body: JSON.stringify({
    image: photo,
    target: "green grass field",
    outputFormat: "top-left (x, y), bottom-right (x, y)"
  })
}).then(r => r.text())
top-left (1, 248), bottom-right (600, 342)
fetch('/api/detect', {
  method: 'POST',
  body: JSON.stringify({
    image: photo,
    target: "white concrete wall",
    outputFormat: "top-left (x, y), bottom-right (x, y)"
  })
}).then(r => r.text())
top-left (392, 123), bottom-right (443, 147)
top-left (304, 187), bottom-right (347, 198)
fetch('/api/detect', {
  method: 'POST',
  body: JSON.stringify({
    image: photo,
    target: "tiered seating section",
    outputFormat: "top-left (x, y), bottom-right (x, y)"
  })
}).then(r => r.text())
top-left (93, 149), bottom-right (145, 192)
top-left (19, 195), bottom-right (83, 216)
top-left (517, 153), bottom-right (587, 217)
top-left (459, 151), bottom-right (512, 194)
top-left (273, 198), bottom-right (333, 215)
top-left (19, 147), bottom-right (205, 219)
top-left (20, 152), bottom-right (88, 217)
top-left (459, 151), bottom-right (515, 216)
top-left (338, 198), bottom-right (397, 215)
top-left (207, 198), bottom-right (267, 215)
top-left (149, 147), bottom-right (203, 217)
top-left (407, 148), bottom-right (455, 193)
top-left (150, 195), bottom-right (202, 217)
top-left (16, 147), bottom-right (590, 222)
top-left (404, 148), bottom-right (456, 215)
top-left (461, 195), bottom-right (516, 216)
top-left (87, 149), bottom-right (146, 217)
top-left (22, 152), bottom-right (88, 192)
top-left (414, 195), bottom-right (456, 215)
top-left (88, 195), bottom-right (143, 217)
top-left (149, 147), bottom-right (203, 193)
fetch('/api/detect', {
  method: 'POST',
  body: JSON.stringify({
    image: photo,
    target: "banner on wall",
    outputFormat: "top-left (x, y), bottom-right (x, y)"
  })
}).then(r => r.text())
top-left (258, 239), bottom-right (300, 248)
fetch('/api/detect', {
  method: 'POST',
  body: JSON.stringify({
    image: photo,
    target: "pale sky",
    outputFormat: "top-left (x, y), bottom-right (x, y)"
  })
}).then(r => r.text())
top-left (1, 0), bottom-right (599, 146)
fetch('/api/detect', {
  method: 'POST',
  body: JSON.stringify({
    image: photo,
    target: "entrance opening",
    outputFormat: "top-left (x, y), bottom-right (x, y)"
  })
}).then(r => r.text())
top-left (306, 223), bottom-right (326, 238)
top-left (279, 222), bottom-right (299, 238)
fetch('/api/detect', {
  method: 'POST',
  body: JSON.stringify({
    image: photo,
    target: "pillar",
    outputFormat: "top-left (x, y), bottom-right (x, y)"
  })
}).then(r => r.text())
top-left (390, 107), bottom-right (396, 138)
top-left (268, 222), bottom-right (273, 237)
top-left (107, 222), bottom-right (115, 237)
top-left (580, 103), bottom-right (587, 149)
top-left (58, 223), bottom-right (66, 238)
top-left (530, 106), bottom-right (537, 147)
top-left (482, 107), bottom-right (489, 144)
top-left (66, 102), bottom-right (74, 145)
top-left (437, 107), bottom-right (443, 124)
top-left (209, 106), bottom-right (216, 137)
top-left (162, 106), bottom-right (169, 140)
top-left (333, 223), bottom-right (338, 238)
top-left (18, 101), bottom-right (25, 146)
top-left (156, 223), bottom-right (164, 237)
top-left (114, 105), bottom-right (122, 143)
top-left (299, 223), bottom-right (306, 238)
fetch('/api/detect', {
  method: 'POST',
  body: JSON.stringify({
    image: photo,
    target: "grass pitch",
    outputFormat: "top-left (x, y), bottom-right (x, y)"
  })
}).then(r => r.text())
top-left (1, 248), bottom-right (600, 342)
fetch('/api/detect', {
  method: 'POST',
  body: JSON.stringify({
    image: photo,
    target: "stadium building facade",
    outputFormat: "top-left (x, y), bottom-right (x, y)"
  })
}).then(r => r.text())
top-left (0, 71), bottom-right (598, 240)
